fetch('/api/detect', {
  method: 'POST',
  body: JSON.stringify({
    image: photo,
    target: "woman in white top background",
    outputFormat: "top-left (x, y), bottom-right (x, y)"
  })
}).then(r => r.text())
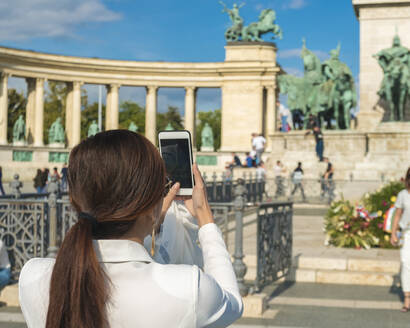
top-left (19, 130), bottom-right (243, 328)
top-left (391, 167), bottom-right (410, 312)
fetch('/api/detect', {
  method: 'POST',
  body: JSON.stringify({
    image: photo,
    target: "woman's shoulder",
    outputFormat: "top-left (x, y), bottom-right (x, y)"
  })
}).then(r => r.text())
top-left (19, 258), bottom-right (55, 288)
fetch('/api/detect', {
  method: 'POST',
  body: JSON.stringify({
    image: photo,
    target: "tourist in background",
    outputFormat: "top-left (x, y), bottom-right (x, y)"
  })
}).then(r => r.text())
top-left (290, 162), bottom-right (306, 202)
top-left (244, 152), bottom-right (254, 168)
top-left (33, 169), bottom-right (43, 194)
top-left (256, 161), bottom-right (266, 181)
top-left (61, 163), bottom-right (68, 192)
top-left (40, 168), bottom-right (49, 193)
top-left (251, 133), bottom-right (266, 164)
top-left (391, 167), bottom-right (410, 312)
top-left (320, 157), bottom-right (334, 202)
top-left (0, 239), bottom-right (11, 292)
top-left (305, 125), bottom-right (324, 162)
top-left (0, 167), bottom-right (5, 196)
top-left (51, 167), bottom-right (60, 181)
top-left (274, 160), bottom-right (285, 198)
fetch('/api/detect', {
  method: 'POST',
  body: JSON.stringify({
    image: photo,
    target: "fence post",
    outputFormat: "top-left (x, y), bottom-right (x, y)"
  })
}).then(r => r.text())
top-left (47, 177), bottom-right (59, 258)
top-left (233, 179), bottom-right (249, 297)
top-left (9, 174), bottom-right (22, 199)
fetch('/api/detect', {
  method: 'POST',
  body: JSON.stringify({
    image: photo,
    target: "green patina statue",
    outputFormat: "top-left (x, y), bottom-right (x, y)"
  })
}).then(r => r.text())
top-left (128, 121), bottom-right (139, 132)
top-left (373, 34), bottom-right (410, 121)
top-left (201, 122), bottom-right (214, 151)
top-left (165, 123), bottom-right (173, 131)
top-left (13, 115), bottom-right (26, 142)
top-left (88, 120), bottom-right (99, 137)
top-left (278, 39), bottom-right (356, 130)
top-left (49, 117), bottom-right (65, 144)
top-left (220, 1), bottom-right (282, 42)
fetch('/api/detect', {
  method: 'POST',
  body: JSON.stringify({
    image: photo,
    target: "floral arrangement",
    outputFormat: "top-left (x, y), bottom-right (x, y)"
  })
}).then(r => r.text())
top-left (324, 181), bottom-right (405, 249)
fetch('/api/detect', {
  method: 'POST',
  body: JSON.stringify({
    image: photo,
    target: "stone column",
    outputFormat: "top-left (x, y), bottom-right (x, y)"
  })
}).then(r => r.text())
top-left (34, 78), bottom-right (45, 147)
top-left (25, 78), bottom-right (36, 144)
top-left (184, 86), bottom-right (196, 143)
top-left (70, 81), bottom-right (82, 147)
top-left (265, 85), bottom-right (276, 151)
top-left (0, 73), bottom-right (8, 145)
top-left (145, 85), bottom-right (158, 144)
top-left (65, 83), bottom-right (73, 146)
top-left (105, 84), bottom-right (119, 131)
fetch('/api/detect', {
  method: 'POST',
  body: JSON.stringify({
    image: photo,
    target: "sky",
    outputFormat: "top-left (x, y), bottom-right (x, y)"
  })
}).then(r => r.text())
top-left (0, 0), bottom-right (360, 114)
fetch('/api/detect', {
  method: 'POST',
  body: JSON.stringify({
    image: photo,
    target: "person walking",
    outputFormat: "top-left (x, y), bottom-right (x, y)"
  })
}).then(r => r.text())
top-left (33, 169), bottom-right (43, 194)
top-left (19, 130), bottom-right (243, 328)
top-left (305, 125), bottom-right (324, 162)
top-left (60, 163), bottom-right (68, 192)
top-left (290, 162), bottom-right (306, 202)
top-left (0, 167), bottom-right (5, 196)
top-left (251, 133), bottom-right (266, 165)
top-left (274, 160), bottom-right (285, 198)
top-left (391, 168), bottom-right (410, 312)
top-left (321, 157), bottom-right (334, 201)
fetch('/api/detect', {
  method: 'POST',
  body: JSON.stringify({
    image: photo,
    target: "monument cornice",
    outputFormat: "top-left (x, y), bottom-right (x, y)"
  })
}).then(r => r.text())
top-left (352, 0), bottom-right (410, 17)
top-left (0, 45), bottom-right (279, 88)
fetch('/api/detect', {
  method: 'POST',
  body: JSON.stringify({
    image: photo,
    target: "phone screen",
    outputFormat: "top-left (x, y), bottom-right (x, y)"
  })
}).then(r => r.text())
top-left (160, 138), bottom-right (193, 188)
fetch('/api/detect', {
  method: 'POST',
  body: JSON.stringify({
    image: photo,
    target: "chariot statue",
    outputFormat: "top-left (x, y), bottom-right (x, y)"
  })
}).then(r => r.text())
top-left (220, 2), bottom-right (282, 42)
top-left (373, 34), bottom-right (410, 121)
top-left (49, 117), bottom-right (65, 144)
top-left (13, 115), bottom-right (26, 143)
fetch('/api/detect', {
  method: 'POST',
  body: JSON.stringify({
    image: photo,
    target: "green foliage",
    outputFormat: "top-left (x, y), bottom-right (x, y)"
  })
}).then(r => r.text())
top-left (156, 106), bottom-right (184, 133)
top-left (119, 101), bottom-right (145, 133)
top-left (81, 102), bottom-right (106, 140)
top-left (324, 181), bottom-right (404, 249)
top-left (7, 89), bottom-right (27, 142)
top-left (196, 109), bottom-right (221, 150)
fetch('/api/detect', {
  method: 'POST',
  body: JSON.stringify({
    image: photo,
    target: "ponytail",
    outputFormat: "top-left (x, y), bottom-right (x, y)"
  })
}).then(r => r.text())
top-left (45, 219), bottom-right (109, 328)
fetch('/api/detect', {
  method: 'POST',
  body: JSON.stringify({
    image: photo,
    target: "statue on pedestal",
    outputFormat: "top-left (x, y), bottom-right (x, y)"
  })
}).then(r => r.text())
top-left (88, 120), bottom-right (99, 137)
top-left (128, 121), bottom-right (139, 132)
top-left (49, 117), bottom-right (65, 144)
top-left (373, 34), bottom-right (410, 121)
top-left (13, 115), bottom-right (26, 143)
top-left (165, 123), bottom-right (173, 131)
top-left (201, 123), bottom-right (214, 152)
top-left (220, 2), bottom-right (282, 42)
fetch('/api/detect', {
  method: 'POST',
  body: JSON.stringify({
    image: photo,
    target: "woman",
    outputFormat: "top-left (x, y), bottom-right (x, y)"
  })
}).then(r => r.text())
top-left (391, 168), bottom-right (410, 312)
top-left (0, 166), bottom-right (5, 196)
top-left (19, 130), bottom-right (242, 328)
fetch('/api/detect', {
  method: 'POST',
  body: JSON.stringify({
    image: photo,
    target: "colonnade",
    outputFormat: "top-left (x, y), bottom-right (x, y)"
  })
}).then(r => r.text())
top-left (0, 73), bottom-right (199, 148)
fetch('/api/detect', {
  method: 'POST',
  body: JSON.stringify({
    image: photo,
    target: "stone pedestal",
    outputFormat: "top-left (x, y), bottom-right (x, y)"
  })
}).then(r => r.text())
top-left (12, 141), bottom-right (26, 147)
top-left (48, 142), bottom-right (65, 148)
top-left (200, 146), bottom-right (214, 152)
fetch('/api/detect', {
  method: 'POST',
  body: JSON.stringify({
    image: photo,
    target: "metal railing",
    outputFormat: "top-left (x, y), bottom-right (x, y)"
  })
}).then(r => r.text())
top-left (1, 176), bottom-right (293, 295)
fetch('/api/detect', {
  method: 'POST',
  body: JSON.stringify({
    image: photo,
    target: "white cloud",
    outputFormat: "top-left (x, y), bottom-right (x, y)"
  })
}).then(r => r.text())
top-left (278, 48), bottom-right (329, 61)
top-left (283, 67), bottom-right (304, 77)
top-left (283, 0), bottom-right (308, 10)
top-left (0, 0), bottom-right (122, 41)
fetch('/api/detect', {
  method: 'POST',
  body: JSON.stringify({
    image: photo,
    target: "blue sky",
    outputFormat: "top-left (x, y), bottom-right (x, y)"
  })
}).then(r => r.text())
top-left (1, 0), bottom-right (359, 113)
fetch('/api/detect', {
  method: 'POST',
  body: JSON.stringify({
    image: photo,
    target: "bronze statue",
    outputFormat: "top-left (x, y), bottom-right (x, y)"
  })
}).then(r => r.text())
top-left (373, 34), bottom-right (410, 121)
top-left (13, 115), bottom-right (26, 143)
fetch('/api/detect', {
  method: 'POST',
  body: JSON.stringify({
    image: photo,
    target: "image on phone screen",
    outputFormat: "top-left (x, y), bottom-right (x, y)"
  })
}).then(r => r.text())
top-left (160, 139), bottom-right (193, 188)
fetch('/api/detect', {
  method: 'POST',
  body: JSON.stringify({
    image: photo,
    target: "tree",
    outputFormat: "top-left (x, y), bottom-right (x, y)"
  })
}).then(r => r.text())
top-left (156, 106), bottom-right (184, 133)
top-left (196, 109), bottom-right (221, 151)
top-left (119, 101), bottom-right (145, 133)
top-left (7, 89), bottom-right (27, 142)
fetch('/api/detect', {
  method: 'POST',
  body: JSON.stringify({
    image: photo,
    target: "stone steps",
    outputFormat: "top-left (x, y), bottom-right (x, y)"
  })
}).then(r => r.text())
top-left (243, 254), bottom-right (400, 287)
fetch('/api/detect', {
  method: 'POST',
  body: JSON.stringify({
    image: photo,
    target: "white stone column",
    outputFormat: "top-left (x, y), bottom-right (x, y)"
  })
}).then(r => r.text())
top-left (34, 77), bottom-right (44, 147)
top-left (65, 82), bottom-right (73, 146)
top-left (145, 85), bottom-right (158, 144)
top-left (25, 78), bottom-right (36, 144)
top-left (70, 81), bottom-right (82, 147)
top-left (265, 85), bottom-right (276, 151)
top-left (105, 84), bottom-right (119, 130)
top-left (184, 86), bottom-right (196, 143)
top-left (0, 73), bottom-right (8, 145)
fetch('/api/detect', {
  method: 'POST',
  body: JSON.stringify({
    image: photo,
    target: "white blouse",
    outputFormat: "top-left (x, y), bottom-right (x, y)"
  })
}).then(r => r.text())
top-left (19, 223), bottom-right (243, 328)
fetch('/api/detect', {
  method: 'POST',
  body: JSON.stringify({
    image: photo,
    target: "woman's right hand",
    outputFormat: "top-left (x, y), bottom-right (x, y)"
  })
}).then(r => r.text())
top-left (181, 164), bottom-right (214, 227)
top-left (391, 232), bottom-right (399, 246)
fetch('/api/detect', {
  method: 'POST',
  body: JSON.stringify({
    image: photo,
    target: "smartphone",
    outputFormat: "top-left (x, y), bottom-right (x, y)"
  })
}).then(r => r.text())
top-left (158, 130), bottom-right (194, 196)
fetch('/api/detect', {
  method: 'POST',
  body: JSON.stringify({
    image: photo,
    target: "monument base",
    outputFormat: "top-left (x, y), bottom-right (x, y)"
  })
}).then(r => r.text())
top-left (200, 146), bottom-right (214, 152)
top-left (357, 110), bottom-right (383, 132)
top-left (12, 141), bottom-right (26, 147)
top-left (48, 143), bottom-right (65, 148)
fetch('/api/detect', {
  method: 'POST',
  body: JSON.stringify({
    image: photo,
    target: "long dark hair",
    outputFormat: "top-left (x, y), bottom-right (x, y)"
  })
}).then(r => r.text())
top-left (45, 130), bottom-right (165, 328)
top-left (405, 167), bottom-right (410, 189)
